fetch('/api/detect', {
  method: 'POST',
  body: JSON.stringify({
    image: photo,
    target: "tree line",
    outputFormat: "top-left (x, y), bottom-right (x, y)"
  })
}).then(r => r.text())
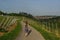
top-left (0, 11), bottom-right (34, 18)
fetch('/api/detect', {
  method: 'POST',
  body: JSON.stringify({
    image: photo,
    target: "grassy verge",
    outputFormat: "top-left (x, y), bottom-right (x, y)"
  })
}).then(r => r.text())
top-left (0, 20), bottom-right (22, 40)
top-left (29, 19), bottom-right (60, 40)
top-left (31, 24), bottom-right (60, 40)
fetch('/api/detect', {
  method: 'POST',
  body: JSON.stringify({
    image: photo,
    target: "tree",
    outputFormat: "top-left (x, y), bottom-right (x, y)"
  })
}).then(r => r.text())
top-left (0, 11), bottom-right (4, 15)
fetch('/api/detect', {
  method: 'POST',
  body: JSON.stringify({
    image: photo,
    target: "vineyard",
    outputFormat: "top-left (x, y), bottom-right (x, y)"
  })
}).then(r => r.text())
top-left (0, 15), bottom-right (22, 40)
top-left (0, 16), bottom-right (15, 32)
top-left (0, 14), bottom-right (60, 40)
top-left (39, 16), bottom-right (60, 37)
top-left (24, 16), bottom-right (60, 40)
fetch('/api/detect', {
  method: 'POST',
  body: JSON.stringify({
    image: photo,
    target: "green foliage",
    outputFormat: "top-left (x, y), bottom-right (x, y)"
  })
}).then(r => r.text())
top-left (31, 24), bottom-right (60, 40)
top-left (0, 11), bottom-right (35, 20)
top-left (0, 16), bottom-right (4, 22)
top-left (0, 20), bottom-right (22, 40)
top-left (0, 11), bottom-right (4, 15)
top-left (0, 28), bottom-right (8, 32)
top-left (28, 18), bottom-right (60, 40)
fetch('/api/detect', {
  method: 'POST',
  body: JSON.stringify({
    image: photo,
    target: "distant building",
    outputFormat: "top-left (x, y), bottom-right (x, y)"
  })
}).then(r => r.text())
top-left (35, 16), bottom-right (53, 19)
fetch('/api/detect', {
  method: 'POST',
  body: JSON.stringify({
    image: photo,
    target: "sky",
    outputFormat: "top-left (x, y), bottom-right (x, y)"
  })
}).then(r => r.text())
top-left (0, 0), bottom-right (60, 16)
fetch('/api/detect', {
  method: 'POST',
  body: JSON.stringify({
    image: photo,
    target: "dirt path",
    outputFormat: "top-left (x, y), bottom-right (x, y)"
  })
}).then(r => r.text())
top-left (15, 21), bottom-right (45, 40)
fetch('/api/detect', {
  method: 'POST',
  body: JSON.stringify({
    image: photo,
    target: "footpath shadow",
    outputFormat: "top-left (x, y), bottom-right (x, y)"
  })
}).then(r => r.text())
top-left (26, 29), bottom-right (32, 37)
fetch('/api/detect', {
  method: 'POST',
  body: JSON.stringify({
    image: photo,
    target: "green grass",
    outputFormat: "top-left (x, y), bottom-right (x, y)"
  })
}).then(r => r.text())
top-left (28, 18), bottom-right (60, 40)
top-left (0, 16), bottom-right (4, 22)
top-left (0, 19), bottom-right (22, 40)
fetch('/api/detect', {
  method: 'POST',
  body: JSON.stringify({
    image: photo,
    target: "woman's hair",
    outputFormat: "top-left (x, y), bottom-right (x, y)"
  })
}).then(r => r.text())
top-left (25, 21), bottom-right (28, 24)
top-left (25, 21), bottom-right (28, 28)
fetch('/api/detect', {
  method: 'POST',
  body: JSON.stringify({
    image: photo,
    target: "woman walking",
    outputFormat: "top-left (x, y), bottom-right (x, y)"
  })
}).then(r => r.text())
top-left (24, 21), bottom-right (32, 37)
top-left (24, 21), bottom-right (29, 36)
